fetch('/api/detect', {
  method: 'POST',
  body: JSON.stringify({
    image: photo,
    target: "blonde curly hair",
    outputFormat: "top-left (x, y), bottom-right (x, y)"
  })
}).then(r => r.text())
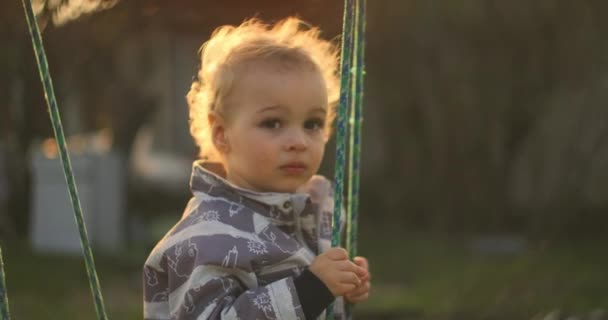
top-left (187, 17), bottom-right (340, 160)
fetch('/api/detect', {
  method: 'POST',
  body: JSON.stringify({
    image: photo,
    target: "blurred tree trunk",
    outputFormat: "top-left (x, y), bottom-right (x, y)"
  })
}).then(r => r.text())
top-left (362, 0), bottom-right (608, 235)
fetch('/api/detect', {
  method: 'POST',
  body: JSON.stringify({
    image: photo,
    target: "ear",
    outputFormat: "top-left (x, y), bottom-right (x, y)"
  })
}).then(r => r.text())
top-left (208, 112), bottom-right (230, 154)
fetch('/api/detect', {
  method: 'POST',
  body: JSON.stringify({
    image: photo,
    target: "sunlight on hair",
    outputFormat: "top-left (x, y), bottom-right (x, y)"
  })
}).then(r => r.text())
top-left (187, 17), bottom-right (340, 160)
top-left (32, 0), bottom-right (118, 26)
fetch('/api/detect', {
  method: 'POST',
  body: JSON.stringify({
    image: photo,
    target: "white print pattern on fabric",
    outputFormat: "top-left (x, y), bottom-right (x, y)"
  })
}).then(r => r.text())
top-left (168, 238), bottom-right (199, 278)
top-left (151, 289), bottom-right (168, 303)
top-left (200, 210), bottom-right (220, 222)
top-left (246, 239), bottom-right (268, 255)
top-left (221, 246), bottom-right (239, 269)
top-left (261, 228), bottom-right (299, 254)
top-left (229, 202), bottom-right (245, 217)
top-left (252, 292), bottom-right (274, 318)
top-left (145, 266), bottom-right (159, 286)
top-left (146, 220), bottom-right (262, 271)
top-left (168, 265), bottom-right (255, 316)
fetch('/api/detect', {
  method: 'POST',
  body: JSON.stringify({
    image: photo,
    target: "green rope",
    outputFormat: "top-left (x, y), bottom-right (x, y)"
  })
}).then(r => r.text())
top-left (0, 246), bottom-right (10, 320)
top-left (330, 0), bottom-right (357, 318)
top-left (21, 1), bottom-right (109, 319)
top-left (345, 0), bottom-right (366, 318)
top-left (346, 0), bottom-right (366, 265)
top-left (332, 0), bottom-right (356, 248)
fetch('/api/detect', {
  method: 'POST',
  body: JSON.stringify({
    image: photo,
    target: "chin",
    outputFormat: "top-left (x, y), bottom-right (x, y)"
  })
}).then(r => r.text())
top-left (261, 174), bottom-right (312, 193)
top-left (271, 181), bottom-right (307, 193)
top-left (272, 185), bottom-right (299, 193)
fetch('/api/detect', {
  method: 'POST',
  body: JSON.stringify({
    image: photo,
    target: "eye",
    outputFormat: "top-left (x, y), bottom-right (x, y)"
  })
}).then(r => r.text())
top-left (260, 118), bottom-right (281, 129)
top-left (304, 118), bottom-right (325, 131)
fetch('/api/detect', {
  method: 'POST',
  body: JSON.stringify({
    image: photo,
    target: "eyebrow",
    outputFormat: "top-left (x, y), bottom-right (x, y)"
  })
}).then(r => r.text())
top-left (257, 105), bottom-right (282, 114)
top-left (256, 105), bottom-right (327, 114)
top-left (310, 107), bottom-right (327, 114)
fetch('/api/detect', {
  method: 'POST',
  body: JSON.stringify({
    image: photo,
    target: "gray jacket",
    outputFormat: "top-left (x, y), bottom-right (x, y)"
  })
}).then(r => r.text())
top-left (143, 161), bottom-right (345, 319)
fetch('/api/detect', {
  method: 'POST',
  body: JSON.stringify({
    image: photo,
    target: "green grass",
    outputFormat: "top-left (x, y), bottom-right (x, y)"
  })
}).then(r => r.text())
top-left (357, 227), bottom-right (608, 319)
top-left (2, 242), bottom-right (143, 319)
top-left (1, 228), bottom-right (607, 319)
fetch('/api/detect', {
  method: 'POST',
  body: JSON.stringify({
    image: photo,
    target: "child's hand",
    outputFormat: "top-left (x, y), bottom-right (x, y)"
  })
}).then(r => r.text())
top-left (345, 256), bottom-right (371, 304)
top-left (309, 248), bottom-right (368, 297)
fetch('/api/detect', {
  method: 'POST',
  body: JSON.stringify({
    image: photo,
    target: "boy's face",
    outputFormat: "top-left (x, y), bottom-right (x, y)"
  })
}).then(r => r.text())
top-left (216, 63), bottom-right (329, 193)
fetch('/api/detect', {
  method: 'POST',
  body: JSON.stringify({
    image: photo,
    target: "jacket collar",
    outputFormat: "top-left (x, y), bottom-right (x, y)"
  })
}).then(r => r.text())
top-left (189, 160), bottom-right (315, 223)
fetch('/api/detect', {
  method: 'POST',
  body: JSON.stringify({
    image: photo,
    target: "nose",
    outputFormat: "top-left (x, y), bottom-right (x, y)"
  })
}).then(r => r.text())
top-left (284, 128), bottom-right (307, 152)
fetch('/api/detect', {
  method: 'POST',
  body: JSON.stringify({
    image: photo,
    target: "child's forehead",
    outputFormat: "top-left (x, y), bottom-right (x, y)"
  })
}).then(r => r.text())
top-left (232, 60), bottom-right (325, 91)
top-left (235, 58), bottom-right (317, 76)
top-left (225, 62), bottom-right (328, 111)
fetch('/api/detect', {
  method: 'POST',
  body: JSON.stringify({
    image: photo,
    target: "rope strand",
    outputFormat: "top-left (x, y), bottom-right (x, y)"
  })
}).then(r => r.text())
top-left (330, 0), bottom-right (357, 318)
top-left (0, 246), bottom-right (10, 320)
top-left (332, 0), bottom-right (356, 249)
top-left (346, 0), bottom-right (366, 319)
top-left (345, 1), bottom-right (366, 317)
top-left (346, 0), bottom-right (366, 268)
top-left (21, 1), bottom-right (109, 319)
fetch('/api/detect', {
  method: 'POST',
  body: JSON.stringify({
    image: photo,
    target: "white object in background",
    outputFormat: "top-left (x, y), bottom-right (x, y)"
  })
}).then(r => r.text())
top-left (30, 150), bottom-right (125, 254)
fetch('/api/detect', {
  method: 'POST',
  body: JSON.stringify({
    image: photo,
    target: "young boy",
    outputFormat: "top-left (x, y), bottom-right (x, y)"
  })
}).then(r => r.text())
top-left (143, 17), bottom-right (370, 320)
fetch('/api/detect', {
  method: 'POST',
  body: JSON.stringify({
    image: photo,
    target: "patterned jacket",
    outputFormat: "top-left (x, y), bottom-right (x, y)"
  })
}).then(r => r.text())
top-left (143, 161), bottom-right (345, 319)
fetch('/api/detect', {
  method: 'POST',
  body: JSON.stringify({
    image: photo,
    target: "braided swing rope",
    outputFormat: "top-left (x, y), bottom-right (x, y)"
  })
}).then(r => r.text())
top-left (346, 0), bottom-right (366, 269)
top-left (19, 1), bottom-right (109, 319)
top-left (332, 0), bottom-right (356, 248)
top-left (344, 0), bottom-right (366, 318)
top-left (0, 247), bottom-right (9, 320)
top-left (331, 0), bottom-right (366, 318)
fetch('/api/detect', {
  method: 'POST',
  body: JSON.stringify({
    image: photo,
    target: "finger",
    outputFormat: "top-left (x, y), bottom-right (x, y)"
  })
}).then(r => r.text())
top-left (353, 257), bottom-right (369, 278)
top-left (337, 260), bottom-right (357, 271)
top-left (346, 262), bottom-right (368, 279)
top-left (359, 271), bottom-right (372, 282)
top-left (355, 265), bottom-right (369, 279)
top-left (345, 291), bottom-right (364, 301)
top-left (326, 247), bottom-right (349, 260)
top-left (353, 257), bottom-right (368, 270)
top-left (337, 261), bottom-right (368, 279)
top-left (345, 287), bottom-right (369, 299)
top-left (339, 272), bottom-right (361, 287)
top-left (347, 281), bottom-right (370, 296)
top-left (346, 292), bottom-right (369, 303)
top-left (359, 271), bottom-right (371, 283)
top-left (338, 283), bottom-right (357, 295)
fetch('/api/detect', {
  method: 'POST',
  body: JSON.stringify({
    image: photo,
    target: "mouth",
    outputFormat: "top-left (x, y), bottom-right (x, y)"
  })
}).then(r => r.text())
top-left (279, 162), bottom-right (307, 174)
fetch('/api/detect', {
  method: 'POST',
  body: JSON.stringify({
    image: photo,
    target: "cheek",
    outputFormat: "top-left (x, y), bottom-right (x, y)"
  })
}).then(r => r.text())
top-left (310, 138), bottom-right (326, 161)
top-left (245, 135), bottom-right (278, 163)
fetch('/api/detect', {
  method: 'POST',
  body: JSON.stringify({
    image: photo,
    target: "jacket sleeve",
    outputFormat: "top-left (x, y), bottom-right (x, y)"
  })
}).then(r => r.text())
top-left (144, 233), bottom-right (307, 320)
top-left (172, 268), bottom-right (305, 320)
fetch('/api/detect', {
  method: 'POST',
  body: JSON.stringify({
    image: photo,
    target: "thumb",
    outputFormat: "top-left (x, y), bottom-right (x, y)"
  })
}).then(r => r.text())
top-left (326, 247), bottom-right (349, 260)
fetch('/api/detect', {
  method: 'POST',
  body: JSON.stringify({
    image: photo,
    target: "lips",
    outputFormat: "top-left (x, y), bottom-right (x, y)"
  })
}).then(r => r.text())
top-left (280, 162), bottom-right (307, 174)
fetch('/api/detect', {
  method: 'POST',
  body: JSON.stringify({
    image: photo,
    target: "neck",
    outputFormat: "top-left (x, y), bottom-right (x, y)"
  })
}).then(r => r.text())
top-left (200, 160), bottom-right (227, 179)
